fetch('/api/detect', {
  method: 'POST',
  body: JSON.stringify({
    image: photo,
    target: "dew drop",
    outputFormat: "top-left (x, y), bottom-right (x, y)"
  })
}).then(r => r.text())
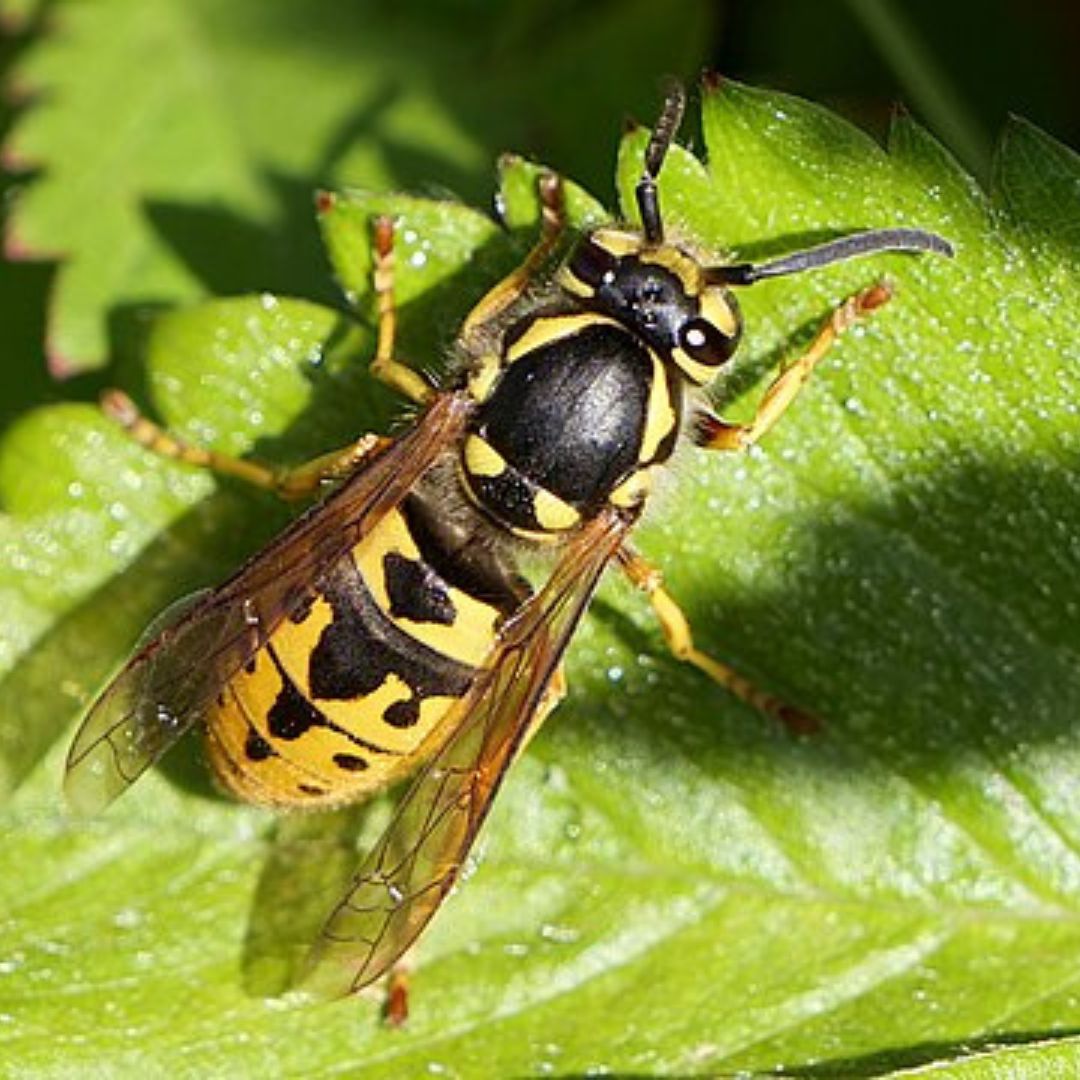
top-left (539, 924), bottom-right (580, 944)
top-left (113, 907), bottom-right (143, 930)
top-left (155, 704), bottom-right (179, 731)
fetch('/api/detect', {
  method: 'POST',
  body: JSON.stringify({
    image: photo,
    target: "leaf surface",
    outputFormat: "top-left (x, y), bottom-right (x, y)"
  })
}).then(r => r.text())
top-left (2, 78), bottom-right (1080, 1077)
top-left (1, 0), bottom-right (710, 374)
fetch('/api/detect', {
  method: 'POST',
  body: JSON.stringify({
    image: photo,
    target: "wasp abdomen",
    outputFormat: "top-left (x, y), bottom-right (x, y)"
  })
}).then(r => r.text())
top-left (204, 489), bottom-right (525, 807)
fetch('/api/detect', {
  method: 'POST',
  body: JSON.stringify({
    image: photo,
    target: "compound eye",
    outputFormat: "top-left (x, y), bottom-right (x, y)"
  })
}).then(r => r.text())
top-left (568, 238), bottom-right (618, 288)
top-left (679, 317), bottom-right (738, 366)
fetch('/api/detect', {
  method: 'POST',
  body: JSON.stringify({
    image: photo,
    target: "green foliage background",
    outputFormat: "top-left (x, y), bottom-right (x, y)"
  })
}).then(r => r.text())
top-left (1, 1), bottom-right (1079, 1077)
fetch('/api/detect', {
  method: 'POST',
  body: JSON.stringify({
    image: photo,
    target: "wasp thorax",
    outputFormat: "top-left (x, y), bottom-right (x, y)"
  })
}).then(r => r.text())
top-left (561, 231), bottom-right (742, 386)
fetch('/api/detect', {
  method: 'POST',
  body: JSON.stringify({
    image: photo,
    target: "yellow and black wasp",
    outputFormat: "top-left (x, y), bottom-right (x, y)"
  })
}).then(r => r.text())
top-left (64, 81), bottom-right (953, 1010)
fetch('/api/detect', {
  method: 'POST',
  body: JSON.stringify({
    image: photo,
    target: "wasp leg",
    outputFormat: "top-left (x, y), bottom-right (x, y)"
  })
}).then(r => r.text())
top-left (617, 547), bottom-right (818, 735)
top-left (267, 437), bottom-right (394, 499)
top-left (370, 217), bottom-right (437, 405)
top-left (695, 282), bottom-right (892, 451)
top-left (102, 389), bottom-right (390, 501)
top-left (383, 961), bottom-right (411, 1027)
top-left (461, 172), bottom-right (567, 342)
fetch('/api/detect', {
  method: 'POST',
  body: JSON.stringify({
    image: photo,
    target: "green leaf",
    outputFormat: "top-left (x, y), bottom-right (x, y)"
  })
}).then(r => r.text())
top-left (2, 0), bottom-right (712, 374)
top-left (0, 0), bottom-right (43, 30)
top-left (3, 77), bottom-right (1080, 1076)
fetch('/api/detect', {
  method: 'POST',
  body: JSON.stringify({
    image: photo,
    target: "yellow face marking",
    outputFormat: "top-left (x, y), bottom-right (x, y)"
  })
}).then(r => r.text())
top-left (557, 267), bottom-right (595, 299)
top-left (589, 228), bottom-right (645, 258)
top-left (670, 347), bottom-right (717, 386)
top-left (609, 467), bottom-right (653, 509)
top-left (639, 352), bottom-right (676, 463)
top-left (699, 287), bottom-right (739, 338)
top-left (531, 487), bottom-right (581, 532)
top-left (507, 313), bottom-right (619, 364)
top-left (467, 352), bottom-right (502, 403)
top-left (463, 434), bottom-right (507, 479)
top-left (638, 245), bottom-right (704, 295)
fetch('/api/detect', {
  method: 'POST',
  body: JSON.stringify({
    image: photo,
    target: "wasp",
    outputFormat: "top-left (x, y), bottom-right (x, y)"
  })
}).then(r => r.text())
top-left (64, 81), bottom-right (953, 1012)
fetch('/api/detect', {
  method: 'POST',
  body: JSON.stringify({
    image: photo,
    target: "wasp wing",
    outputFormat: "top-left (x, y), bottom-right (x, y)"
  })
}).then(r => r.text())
top-left (300, 508), bottom-right (634, 999)
top-left (64, 394), bottom-right (472, 816)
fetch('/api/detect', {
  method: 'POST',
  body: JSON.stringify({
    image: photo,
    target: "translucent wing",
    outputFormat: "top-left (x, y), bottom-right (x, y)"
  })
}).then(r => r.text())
top-left (64, 394), bottom-right (472, 815)
top-left (300, 508), bottom-right (634, 999)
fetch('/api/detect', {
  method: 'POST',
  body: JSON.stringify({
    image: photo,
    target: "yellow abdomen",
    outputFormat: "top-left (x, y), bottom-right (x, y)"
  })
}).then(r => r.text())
top-left (204, 492), bottom-right (524, 808)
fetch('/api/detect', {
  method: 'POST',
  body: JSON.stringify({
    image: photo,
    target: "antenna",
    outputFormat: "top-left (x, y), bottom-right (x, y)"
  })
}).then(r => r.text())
top-left (713, 228), bottom-right (954, 286)
top-left (636, 80), bottom-right (686, 246)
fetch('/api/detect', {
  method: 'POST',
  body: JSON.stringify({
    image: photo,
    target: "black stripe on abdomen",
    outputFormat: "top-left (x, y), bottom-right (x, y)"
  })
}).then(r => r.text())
top-left (308, 551), bottom-right (475, 727)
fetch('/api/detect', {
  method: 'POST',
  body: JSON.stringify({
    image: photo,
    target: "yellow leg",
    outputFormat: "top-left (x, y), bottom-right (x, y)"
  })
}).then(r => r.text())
top-left (370, 217), bottom-right (436, 405)
top-left (461, 172), bottom-right (567, 342)
top-left (102, 389), bottom-right (389, 501)
top-left (383, 962), bottom-right (410, 1028)
top-left (618, 547), bottom-right (818, 735)
top-left (696, 282), bottom-right (892, 451)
